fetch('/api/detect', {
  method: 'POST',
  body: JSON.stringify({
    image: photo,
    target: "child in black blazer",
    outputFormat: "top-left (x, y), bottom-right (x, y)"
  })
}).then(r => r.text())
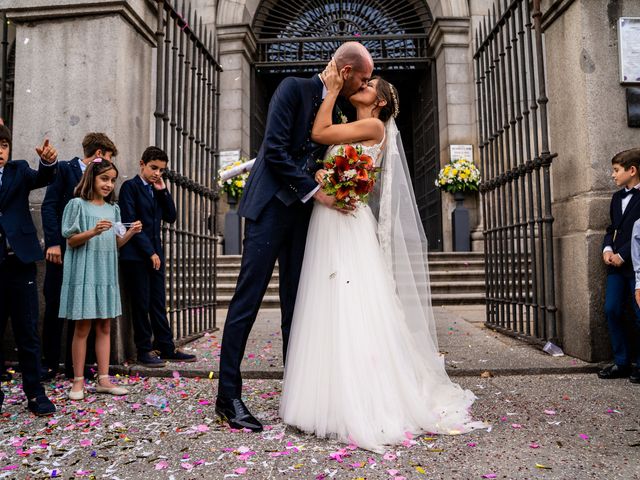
top-left (0, 125), bottom-right (58, 415)
top-left (600, 148), bottom-right (640, 383)
top-left (119, 146), bottom-right (196, 367)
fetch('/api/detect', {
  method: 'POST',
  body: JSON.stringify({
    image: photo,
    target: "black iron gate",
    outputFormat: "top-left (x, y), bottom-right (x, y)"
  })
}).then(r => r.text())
top-left (0, 13), bottom-right (15, 127)
top-left (474, 0), bottom-right (558, 344)
top-left (153, 0), bottom-right (222, 342)
top-left (412, 64), bottom-right (442, 251)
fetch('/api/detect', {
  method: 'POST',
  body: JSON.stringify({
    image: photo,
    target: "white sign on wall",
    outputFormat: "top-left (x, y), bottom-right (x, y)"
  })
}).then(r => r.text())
top-left (218, 149), bottom-right (241, 168)
top-left (619, 18), bottom-right (640, 84)
top-left (449, 144), bottom-right (473, 162)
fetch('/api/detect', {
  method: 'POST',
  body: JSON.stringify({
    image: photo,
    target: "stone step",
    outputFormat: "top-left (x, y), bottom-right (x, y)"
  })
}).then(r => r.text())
top-left (214, 292), bottom-right (486, 307)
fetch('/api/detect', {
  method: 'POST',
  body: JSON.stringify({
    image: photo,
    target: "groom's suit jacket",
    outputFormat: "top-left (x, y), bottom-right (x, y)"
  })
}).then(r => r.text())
top-left (603, 188), bottom-right (640, 277)
top-left (239, 75), bottom-right (328, 221)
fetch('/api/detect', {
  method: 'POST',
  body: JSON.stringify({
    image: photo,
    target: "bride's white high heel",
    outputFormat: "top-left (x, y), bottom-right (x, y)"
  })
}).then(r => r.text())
top-left (95, 375), bottom-right (128, 396)
top-left (68, 377), bottom-right (85, 400)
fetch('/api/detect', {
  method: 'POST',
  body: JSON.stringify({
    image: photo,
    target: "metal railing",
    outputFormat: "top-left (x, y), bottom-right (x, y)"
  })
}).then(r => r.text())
top-left (474, 0), bottom-right (558, 345)
top-left (153, 0), bottom-right (222, 342)
top-left (0, 13), bottom-right (15, 127)
top-left (255, 34), bottom-right (430, 71)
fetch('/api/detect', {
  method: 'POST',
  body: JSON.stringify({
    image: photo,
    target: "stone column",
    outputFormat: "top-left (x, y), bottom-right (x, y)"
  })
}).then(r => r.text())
top-left (429, 17), bottom-right (481, 251)
top-left (2, 0), bottom-right (158, 362)
top-left (216, 24), bottom-right (255, 235)
top-left (543, 0), bottom-right (640, 361)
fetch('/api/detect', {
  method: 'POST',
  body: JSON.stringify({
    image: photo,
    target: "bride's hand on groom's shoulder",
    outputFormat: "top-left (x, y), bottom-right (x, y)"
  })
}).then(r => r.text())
top-left (321, 59), bottom-right (343, 93)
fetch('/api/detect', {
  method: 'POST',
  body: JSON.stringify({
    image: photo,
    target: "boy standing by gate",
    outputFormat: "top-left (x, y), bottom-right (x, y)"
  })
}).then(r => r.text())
top-left (601, 148), bottom-right (640, 384)
top-left (118, 146), bottom-right (196, 367)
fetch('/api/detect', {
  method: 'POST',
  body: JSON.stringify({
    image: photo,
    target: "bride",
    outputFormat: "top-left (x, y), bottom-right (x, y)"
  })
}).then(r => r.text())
top-left (279, 61), bottom-right (487, 453)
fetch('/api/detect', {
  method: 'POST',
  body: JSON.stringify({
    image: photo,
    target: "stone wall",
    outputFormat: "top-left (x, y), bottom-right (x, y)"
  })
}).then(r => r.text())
top-left (543, 0), bottom-right (640, 360)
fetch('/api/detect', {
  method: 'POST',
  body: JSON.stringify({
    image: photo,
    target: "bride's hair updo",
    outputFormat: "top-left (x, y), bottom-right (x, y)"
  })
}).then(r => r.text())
top-left (372, 76), bottom-right (400, 122)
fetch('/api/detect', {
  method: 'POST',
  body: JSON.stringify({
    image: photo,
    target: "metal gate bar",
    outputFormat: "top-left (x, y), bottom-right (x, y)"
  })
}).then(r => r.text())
top-left (474, 0), bottom-right (558, 344)
top-left (153, 0), bottom-right (222, 342)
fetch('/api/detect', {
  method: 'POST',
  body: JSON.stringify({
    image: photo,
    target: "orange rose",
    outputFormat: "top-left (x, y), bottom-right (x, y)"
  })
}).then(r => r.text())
top-left (359, 154), bottom-right (373, 168)
top-left (356, 169), bottom-right (369, 181)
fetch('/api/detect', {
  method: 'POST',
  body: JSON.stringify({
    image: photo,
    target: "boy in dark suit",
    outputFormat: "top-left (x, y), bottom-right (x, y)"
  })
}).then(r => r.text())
top-left (40, 132), bottom-right (118, 378)
top-left (600, 148), bottom-right (640, 383)
top-left (0, 124), bottom-right (58, 415)
top-left (119, 146), bottom-right (196, 367)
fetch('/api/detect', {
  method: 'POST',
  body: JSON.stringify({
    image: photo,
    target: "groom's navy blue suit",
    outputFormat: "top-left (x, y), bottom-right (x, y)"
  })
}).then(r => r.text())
top-left (218, 75), bottom-right (329, 398)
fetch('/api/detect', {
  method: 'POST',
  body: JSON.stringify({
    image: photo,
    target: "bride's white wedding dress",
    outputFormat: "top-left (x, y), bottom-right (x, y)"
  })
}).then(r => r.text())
top-left (280, 137), bottom-right (486, 453)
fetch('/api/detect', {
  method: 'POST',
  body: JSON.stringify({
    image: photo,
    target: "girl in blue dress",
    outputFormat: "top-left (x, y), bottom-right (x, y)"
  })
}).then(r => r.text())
top-left (59, 159), bottom-right (142, 400)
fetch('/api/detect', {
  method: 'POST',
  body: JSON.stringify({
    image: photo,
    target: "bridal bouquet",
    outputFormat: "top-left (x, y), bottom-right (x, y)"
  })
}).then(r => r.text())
top-left (435, 158), bottom-right (481, 193)
top-left (318, 144), bottom-right (381, 208)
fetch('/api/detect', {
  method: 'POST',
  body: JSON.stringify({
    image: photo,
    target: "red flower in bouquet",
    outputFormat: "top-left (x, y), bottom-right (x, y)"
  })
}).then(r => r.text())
top-left (317, 145), bottom-right (382, 208)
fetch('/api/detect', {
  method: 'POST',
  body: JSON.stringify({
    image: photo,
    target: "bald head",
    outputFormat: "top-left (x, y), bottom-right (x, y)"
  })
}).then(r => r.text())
top-left (332, 42), bottom-right (374, 97)
top-left (334, 42), bottom-right (374, 73)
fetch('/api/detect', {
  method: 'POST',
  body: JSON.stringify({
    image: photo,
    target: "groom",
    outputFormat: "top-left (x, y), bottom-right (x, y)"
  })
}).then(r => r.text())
top-left (216, 42), bottom-right (374, 431)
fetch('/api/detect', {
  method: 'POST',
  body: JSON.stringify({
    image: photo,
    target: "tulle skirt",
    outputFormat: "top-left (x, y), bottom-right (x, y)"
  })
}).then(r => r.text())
top-left (280, 203), bottom-right (486, 453)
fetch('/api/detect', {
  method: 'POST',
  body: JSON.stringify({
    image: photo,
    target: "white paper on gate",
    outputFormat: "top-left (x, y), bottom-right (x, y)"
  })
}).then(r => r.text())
top-left (220, 159), bottom-right (255, 181)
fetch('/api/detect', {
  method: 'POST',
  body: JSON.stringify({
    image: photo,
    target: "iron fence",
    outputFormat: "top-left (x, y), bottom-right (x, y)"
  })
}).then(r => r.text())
top-left (153, 0), bottom-right (222, 342)
top-left (474, 0), bottom-right (558, 344)
top-left (0, 13), bottom-right (15, 127)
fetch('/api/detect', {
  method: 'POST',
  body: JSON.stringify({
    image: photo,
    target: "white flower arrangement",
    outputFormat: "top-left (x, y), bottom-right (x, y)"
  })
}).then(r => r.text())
top-left (217, 160), bottom-right (250, 199)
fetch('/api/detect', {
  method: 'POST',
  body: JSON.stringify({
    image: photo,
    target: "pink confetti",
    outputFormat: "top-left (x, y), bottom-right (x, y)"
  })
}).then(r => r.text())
top-left (511, 424), bottom-right (522, 429)
top-left (234, 467), bottom-right (247, 474)
top-left (196, 424), bottom-right (209, 432)
top-left (544, 409), bottom-right (556, 415)
top-left (579, 434), bottom-right (590, 441)
top-left (172, 371), bottom-right (180, 379)
top-left (482, 474), bottom-right (497, 479)
top-left (155, 460), bottom-right (169, 470)
top-left (388, 469), bottom-right (399, 475)
top-left (404, 431), bottom-right (414, 439)
top-left (529, 443), bottom-right (540, 449)
top-left (1, 466), bottom-right (18, 471)
top-left (181, 462), bottom-right (194, 470)
top-left (467, 442), bottom-right (477, 447)
top-left (383, 452), bottom-right (397, 461)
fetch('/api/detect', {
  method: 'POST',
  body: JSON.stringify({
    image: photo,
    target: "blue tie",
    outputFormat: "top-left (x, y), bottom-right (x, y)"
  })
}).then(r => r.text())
top-left (146, 184), bottom-right (154, 198)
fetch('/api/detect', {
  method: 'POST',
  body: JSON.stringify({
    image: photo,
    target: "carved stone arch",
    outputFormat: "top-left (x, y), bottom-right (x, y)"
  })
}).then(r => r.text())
top-left (216, 0), bottom-right (470, 26)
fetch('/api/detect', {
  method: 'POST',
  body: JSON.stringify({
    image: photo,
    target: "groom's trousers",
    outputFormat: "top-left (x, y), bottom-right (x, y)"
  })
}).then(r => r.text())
top-left (218, 197), bottom-right (313, 398)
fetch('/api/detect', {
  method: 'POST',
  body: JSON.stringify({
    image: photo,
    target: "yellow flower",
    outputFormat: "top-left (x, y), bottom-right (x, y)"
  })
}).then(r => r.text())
top-left (234, 180), bottom-right (243, 188)
top-left (452, 169), bottom-right (458, 175)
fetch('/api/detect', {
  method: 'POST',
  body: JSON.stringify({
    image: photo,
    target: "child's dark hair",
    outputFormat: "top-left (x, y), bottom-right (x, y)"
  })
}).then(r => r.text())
top-left (74, 159), bottom-right (119, 203)
top-left (372, 76), bottom-right (400, 123)
top-left (612, 148), bottom-right (640, 171)
top-left (0, 125), bottom-right (11, 148)
top-left (141, 146), bottom-right (169, 164)
top-left (82, 132), bottom-right (118, 158)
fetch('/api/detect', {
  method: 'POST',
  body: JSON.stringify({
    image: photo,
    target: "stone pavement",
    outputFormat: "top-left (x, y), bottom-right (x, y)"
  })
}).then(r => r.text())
top-left (118, 306), bottom-right (599, 379)
top-left (1, 307), bottom-right (639, 479)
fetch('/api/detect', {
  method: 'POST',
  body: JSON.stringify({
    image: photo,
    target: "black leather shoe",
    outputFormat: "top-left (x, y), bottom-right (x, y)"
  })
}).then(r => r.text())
top-left (160, 350), bottom-right (197, 363)
top-left (597, 364), bottom-right (631, 379)
top-left (0, 389), bottom-right (4, 413)
top-left (630, 366), bottom-right (640, 384)
top-left (137, 351), bottom-right (167, 368)
top-left (215, 396), bottom-right (263, 432)
top-left (27, 394), bottom-right (56, 416)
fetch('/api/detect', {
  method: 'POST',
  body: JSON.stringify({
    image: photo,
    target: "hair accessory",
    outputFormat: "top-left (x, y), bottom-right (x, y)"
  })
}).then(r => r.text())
top-left (389, 84), bottom-right (400, 118)
top-left (92, 157), bottom-right (103, 163)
